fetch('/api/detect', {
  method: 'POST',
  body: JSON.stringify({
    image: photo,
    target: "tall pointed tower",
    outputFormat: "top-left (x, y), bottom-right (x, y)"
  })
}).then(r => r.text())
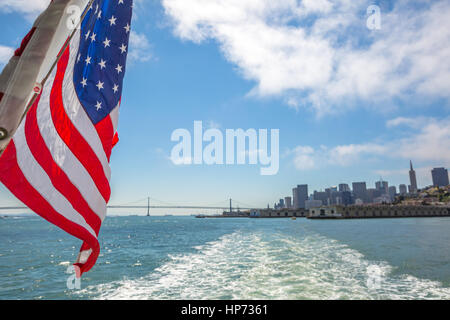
top-left (409, 160), bottom-right (418, 194)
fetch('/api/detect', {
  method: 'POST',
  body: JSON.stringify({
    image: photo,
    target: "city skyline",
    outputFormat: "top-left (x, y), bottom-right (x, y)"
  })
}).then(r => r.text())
top-left (274, 161), bottom-right (449, 209)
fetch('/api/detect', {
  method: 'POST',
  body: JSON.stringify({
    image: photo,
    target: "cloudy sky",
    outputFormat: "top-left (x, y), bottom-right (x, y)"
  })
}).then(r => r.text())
top-left (0, 0), bottom-right (449, 212)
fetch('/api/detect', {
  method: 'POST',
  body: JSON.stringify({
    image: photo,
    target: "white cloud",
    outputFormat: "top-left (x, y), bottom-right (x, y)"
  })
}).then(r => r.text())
top-left (0, 0), bottom-right (50, 19)
top-left (386, 117), bottom-right (428, 129)
top-left (162, 0), bottom-right (450, 115)
top-left (291, 146), bottom-right (317, 170)
top-left (128, 31), bottom-right (152, 63)
top-left (0, 45), bottom-right (14, 65)
top-left (290, 117), bottom-right (450, 170)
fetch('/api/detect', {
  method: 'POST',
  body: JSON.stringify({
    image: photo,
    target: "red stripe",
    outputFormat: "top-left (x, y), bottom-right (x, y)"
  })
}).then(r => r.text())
top-left (112, 132), bottom-right (119, 148)
top-left (14, 27), bottom-right (36, 57)
top-left (24, 95), bottom-right (102, 234)
top-left (95, 115), bottom-right (115, 161)
top-left (49, 45), bottom-right (111, 203)
top-left (0, 141), bottom-right (100, 275)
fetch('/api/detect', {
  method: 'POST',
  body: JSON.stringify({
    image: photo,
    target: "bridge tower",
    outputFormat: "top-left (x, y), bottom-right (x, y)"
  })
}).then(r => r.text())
top-left (230, 198), bottom-right (232, 213)
top-left (147, 197), bottom-right (150, 217)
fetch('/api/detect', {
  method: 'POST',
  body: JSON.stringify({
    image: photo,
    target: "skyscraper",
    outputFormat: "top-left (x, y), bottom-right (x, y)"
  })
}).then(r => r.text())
top-left (409, 161), bottom-right (418, 193)
top-left (284, 196), bottom-right (292, 209)
top-left (399, 184), bottom-right (407, 195)
top-left (367, 188), bottom-right (381, 203)
top-left (293, 185), bottom-right (308, 209)
top-left (375, 179), bottom-right (388, 195)
top-left (341, 191), bottom-right (353, 206)
top-left (313, 191), bottom-right (328, 206)
top-left (338, 183), bottom-right (350, 192)
top-left (352, 182), bottom-right (367, 203)
top-left (431, 168), bottom-right (449, 187)
top-left (388, 186), bottom-right (397, 201)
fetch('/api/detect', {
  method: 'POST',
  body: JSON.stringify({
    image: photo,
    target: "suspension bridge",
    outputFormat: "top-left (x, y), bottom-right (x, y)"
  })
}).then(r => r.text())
top-left (0, 197), bottom-right (261, 214)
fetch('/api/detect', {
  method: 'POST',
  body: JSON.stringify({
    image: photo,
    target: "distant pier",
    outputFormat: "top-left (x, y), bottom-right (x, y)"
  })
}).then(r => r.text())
top-left (196, 205), bottom-right (450, 219)
top-left (307, 205), bottom-right (450, 219)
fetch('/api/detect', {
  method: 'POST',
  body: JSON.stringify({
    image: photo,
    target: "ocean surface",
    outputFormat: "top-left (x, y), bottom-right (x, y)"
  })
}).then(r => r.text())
top-left (1, 215), bottom-right (450, 300)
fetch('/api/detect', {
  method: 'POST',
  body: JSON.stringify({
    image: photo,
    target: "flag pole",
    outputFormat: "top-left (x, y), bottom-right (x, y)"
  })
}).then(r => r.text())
top-left (0, 0), bottom-right (95, 156)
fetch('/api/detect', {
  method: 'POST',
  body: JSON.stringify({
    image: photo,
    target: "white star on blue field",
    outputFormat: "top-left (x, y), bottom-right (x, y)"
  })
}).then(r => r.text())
top-left (73, 0), bottom-right (133, 123)
top-left (0, 0), bottom-right (449, 214)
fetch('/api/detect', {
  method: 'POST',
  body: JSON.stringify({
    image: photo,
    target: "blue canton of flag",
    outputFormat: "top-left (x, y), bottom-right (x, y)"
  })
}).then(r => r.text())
top-left (74, 0), bottom-right (133, 124)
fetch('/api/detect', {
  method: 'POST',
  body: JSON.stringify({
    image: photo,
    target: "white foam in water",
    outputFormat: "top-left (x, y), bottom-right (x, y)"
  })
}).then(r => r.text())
top-left (78, 231), bottom-right (450, 300)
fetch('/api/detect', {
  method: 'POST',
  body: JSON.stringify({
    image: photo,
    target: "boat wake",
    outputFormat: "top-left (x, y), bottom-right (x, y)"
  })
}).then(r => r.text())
top-left (77, 230), bottom-right (450, 300)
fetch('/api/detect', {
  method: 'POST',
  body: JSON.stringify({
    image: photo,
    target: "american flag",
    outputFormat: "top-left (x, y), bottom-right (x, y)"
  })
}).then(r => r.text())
top-left (0, 0), bottom-right (133, 276)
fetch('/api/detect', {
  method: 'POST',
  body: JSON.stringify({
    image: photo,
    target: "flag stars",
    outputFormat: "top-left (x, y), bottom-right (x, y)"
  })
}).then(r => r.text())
top-left (103, 37), bottom-right (111, 48)
top-left (98, 59), bottom-right (106, 70)
top-left (74, 0), bottom-right (133, 122)
top-left (96, 80), bottom-right (104, 91)
top-left (109, 16), bottom-right (117, 26)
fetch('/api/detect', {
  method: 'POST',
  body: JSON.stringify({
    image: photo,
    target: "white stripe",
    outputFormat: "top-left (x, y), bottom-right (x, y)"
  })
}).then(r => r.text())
top-left (76, 249), bottom-right (93, 264)
top-left (35, 61), bottom-right (107, 221)
top-left (61, 29), bottom-right (111, 181)
top-left (110, 104), bottom-right (120, 134)
top-left (13, 122), bottom-right (97, 239)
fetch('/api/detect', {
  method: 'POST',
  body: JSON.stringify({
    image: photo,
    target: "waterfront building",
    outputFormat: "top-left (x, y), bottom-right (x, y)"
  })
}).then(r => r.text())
top-left (399, 184), bottom-right (407, 195)
top-left (284, 197), bottom-right (292, 209)
top-left (308, 205), bottom-right (450, 219)
top-left (293, 184), bottom-right (308, 209)
top-left (352, 182), bottom-right (368, 203)
top-left (388, 186), bottom-right (397, 201)
top-left (341, 191), bottom-right (353, 206)
top-left (313, 191), bottom-right (328, 206)
top-left (338, 183), bottom-right (350, 192)
top-left (325, 187), bottom-right (338, 201)
top-left (375, 179), bottom-right (388, 195)
top-left (431, 168), bottom-right (449, 187)
top-left (249, 208), bottom-right (308, 218)
top-left (305, 200), bottom-right (323, 209)
top-left (330, 191), bottom-right (343, 205)
top-left (409, 160), bottom-right (418, 193)
top-left (373, 194), bottom-right (391, 204)
top-left (367, 188), bottom-right (381, 203)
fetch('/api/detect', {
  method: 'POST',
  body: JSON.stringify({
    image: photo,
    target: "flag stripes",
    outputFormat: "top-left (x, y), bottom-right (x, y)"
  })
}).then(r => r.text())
top-left (0, 0), bottom-right (132, 276)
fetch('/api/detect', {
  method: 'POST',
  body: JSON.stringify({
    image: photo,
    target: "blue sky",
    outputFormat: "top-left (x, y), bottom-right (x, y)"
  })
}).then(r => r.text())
top-left (0, 0), bottom-right (449, 214)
